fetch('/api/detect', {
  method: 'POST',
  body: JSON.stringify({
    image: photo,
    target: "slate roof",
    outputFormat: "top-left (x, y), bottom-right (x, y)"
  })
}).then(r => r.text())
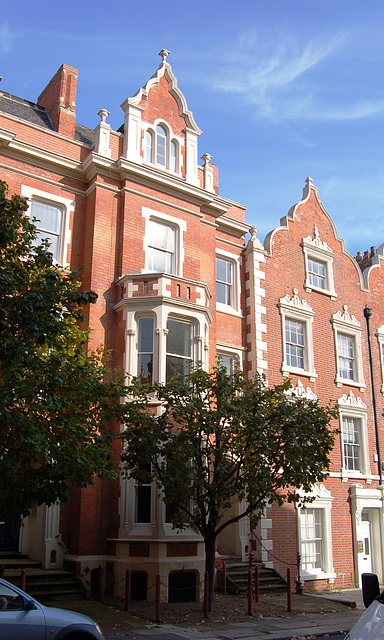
top-left (0, 91), bottom-right (96, 147)
top-left (0, 91), bottom-right (55, 130)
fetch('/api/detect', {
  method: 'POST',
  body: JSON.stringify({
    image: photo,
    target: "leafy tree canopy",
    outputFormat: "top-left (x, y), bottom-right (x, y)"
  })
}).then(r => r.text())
top-left (121, 365), bottom-right (338, 609)
top-left (0, 181), bottom-right (125, 529)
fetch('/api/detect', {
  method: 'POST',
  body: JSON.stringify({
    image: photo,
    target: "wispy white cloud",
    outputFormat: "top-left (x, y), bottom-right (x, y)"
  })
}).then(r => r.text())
top-left (0, 22), bottom-right (24, 53)
top-left (0, 23), bottom-right (13, 53)
top-left (203, 30), bottom-right (384, 123)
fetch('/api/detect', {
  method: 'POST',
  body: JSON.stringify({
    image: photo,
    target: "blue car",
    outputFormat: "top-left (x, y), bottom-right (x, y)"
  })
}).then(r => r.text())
top-left (0, 577), bottom-right (104, 639)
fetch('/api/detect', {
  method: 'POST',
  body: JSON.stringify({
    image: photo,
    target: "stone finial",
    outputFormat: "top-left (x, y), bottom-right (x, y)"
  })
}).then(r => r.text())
top-left (250, 225), bottom-right (259, 238)
top-left (201, 153), bottom-right (212, 166)
top-left (159, 49), bottom-right (170, 63)
top-left (98, 109), bottom-right (110, 123)
top-left (306, 176), bottom-right (314, 187)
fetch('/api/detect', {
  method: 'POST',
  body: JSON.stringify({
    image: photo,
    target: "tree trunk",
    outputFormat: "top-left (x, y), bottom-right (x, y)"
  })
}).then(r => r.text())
top-left (204, 534), bottom-right (216, 612)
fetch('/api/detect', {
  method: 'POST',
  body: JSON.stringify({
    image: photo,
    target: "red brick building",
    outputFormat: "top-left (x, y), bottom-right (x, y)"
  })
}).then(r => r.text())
top-left (245, 177), bottom-right (384, 588)
top-left (1, 52), bottom-right (384, 597)
top-left (0, 52), bottom-right (249, 600)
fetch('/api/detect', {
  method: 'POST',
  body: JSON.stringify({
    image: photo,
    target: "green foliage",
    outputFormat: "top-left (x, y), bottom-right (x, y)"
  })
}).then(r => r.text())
top-left (121, 364), bottom-right (337, 608)
top-left (122, 366), bottom-right (337, 535)
top-left (0, 181), bottom-right (125, 529)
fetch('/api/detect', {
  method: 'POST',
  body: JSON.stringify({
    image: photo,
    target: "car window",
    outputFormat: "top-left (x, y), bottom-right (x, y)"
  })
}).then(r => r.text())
top-left (0, 584), bottom-right (24, 611)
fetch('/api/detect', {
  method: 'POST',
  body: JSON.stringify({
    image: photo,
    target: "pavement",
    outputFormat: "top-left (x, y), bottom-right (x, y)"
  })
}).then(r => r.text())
top-left (55, 588), bottom-right (366, 640)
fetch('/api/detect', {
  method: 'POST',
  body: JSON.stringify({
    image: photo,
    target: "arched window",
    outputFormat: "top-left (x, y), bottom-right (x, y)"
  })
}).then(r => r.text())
top-left (144, 124), bottom-right (179, 173)
top-left (170, 140), bottom-right (177, 172)
top-left (145, 130), bottom-right (153, 163)
top-left (156, 125), bottom-right (167, 166)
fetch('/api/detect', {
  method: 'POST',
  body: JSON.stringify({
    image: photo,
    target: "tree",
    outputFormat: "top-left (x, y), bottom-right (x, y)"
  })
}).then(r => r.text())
top-left (0, 181), bottom-right (125, 530)
top-left (121, 365), bottom-right (338, 611)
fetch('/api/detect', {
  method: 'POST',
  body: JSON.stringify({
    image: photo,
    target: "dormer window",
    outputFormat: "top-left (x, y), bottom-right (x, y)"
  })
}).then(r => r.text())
top-left (143, 122), bottom-right (180, 173)
top-left (302, 226), bottom-right (337, 299)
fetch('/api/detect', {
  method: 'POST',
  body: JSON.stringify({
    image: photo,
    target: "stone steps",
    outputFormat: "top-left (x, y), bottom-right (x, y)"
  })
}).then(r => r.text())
top-left (0, 553), bottom-right (86, 603)
top-left (218, 556), bottom-right (286, 595)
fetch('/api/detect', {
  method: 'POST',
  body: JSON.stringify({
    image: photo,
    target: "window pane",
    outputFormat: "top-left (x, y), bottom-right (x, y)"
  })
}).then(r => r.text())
top-left (166, 319), bottom-right (193, 383)
top-left (166, 355), bottom-right (191, 383)
top-left (167, 319), bottom-right (192, 357)
top-left (308, 258), bottom-right (327, 289)
top-left (156, 125), bottom-right (166, 166)
top-left (285, 319), bottom-right (305, 369)
top-left (136, 485), bottom-right (151, 523)
top-left (338, 333), bottom-right (355, 380)
top-left (137, 318), bottom-right (153, 382)
top-left (343, 417), bottom-right (361, 471)
top-left (217, 354), bottom-right (236, 374)
top-left (171, 140), bottom-right (177, 172)
top-left (138, 317), bottom-right (153, 353)
top-left (30, 201), bottom-right (62, 261)
top-left (145, 130), bottom-right (153, 162)
top-left (301, 509), bottom-right (323, 571)
top-left (216, 258), bottom-right (233, 306)
top-left (31, 201), bottom-right (62, 234)
top-left (147, 220), bottom-right (175, 274)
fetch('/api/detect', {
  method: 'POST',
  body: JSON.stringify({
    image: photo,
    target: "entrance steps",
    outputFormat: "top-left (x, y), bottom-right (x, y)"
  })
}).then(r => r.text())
top-left (0, 552), bottom-right (86, 603)
top-left (218, 555), bottom-right (286, 595)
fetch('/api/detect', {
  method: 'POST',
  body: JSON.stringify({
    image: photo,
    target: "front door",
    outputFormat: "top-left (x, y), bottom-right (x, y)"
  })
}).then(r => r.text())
top-left (0, 524), bottom-right (19, 552)
top-left (359, 512), bottom-right (373, 579)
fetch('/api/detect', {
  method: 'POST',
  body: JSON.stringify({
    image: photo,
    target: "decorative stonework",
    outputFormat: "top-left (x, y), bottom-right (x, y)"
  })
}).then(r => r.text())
top-left (297, 483), bottom-right (332, 500)
top-left (332, 305), bottom-right (361, 328)
top-left (338, 390), bottom-right (367, 409)
top-left (287, 379), bottom-right (317, 400)
top-left (279, 289), bottom-right (314, 314)
top-left (302, 225), bottom-right (333, 254)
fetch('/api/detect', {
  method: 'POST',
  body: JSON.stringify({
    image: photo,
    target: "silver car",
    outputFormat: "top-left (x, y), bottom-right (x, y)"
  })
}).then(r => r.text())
top-left (0, 577), bottom-right (104, 639)
top-left (345, 574), bottom-right (384, 640)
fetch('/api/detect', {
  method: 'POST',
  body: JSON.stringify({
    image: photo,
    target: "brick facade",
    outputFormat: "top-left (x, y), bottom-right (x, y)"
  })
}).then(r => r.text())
top-left (1, 53), bottom-right (384, 598)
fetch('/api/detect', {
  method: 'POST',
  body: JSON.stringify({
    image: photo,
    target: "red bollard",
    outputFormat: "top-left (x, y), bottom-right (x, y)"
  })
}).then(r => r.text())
top-left (287, 567), bottom-right (292, 612)
top-left (155, 574), bottom-right (161, 623)
top-left (247, 568), bottom-right (253, 616)
top-left (20, 569), bottom-right (26, 592)
top-left (254, 565), bottom-right (259, 602)
top-left (0, 566), bottom-right (4, 579)
top-left (124, 570), bottom-right (130, 611)
top-left (222, 562), bottom-right (226, 595)
top-left (204, 571), bottom-right (209, 619)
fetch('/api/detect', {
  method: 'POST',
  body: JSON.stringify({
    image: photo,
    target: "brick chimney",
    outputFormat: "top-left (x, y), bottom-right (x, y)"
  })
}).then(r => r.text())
top-left (37, 64), bottom-right (78, 138)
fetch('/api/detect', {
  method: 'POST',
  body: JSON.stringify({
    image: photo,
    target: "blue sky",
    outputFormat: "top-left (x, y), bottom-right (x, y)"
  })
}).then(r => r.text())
top-left (1, 0), bottom-right (384, 257)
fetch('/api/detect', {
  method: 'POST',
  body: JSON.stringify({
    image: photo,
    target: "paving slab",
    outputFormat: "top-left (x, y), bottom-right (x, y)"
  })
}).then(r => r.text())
top-left (53, 591), bottom-right (364, 640)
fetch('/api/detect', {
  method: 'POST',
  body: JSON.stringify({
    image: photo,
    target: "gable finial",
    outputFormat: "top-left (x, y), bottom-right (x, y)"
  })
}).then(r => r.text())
top-left (159, 49), bottom-right (170, 64)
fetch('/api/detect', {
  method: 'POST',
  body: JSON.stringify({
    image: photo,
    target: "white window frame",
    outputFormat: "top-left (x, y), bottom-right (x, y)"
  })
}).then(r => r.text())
top-left (133, 463), bottom-right (152, 524)
top-left (21, 186), bottom-right (73, 267)
top-left (296, 485), bottom-right (335, 582)
top-left (142, 120), bottom-right (182, 174)
top-left (166, 316), bottom-right (195, 384)
top-left (376, 325), bottom-right (384, 394)
top-left (332, 306), bottom-right (365, 391)
top-left (216, 250), bottom-right (241, 316)
top-left (302, 226), bottom-right (337, 299)
top-left (338, 391), bottom-right (370, 479)
top-left (216, 344), bottom-right (243, 375)
top-left (279, 289), bottom-right (317, 381)
top-left (136, 315), bottom-right (155, 383)
top-left (124, 300), bottom-right (209, 385)
top-left (142, 208), bottom-right (186, 277)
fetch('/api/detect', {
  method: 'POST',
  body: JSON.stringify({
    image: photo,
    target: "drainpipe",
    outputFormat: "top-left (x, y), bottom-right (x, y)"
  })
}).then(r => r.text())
top-left (363, 306), bottom-right (383, 485)
top-left (364, 306), bottom-right (384, 583)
